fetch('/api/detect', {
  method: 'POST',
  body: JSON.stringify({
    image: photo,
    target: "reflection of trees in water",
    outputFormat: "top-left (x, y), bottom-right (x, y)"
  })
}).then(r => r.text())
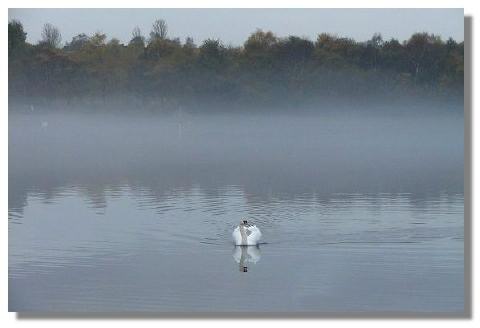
top-left (78, 185), bottom-right (108, 214)
top-left (9, 113), bottom-right (463, 215)
top-left (8, 163), bottom-right (463, 217)
top-left (9, 177), bottom-right (463, 247)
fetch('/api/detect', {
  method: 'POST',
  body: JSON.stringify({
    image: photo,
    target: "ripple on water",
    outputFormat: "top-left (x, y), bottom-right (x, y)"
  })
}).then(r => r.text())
top-left (9, 187), bottom-right (464, 278)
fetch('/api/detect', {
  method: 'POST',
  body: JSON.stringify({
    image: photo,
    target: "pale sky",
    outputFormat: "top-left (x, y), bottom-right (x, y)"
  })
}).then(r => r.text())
top-left (9, 8), bottom-right (464, 46)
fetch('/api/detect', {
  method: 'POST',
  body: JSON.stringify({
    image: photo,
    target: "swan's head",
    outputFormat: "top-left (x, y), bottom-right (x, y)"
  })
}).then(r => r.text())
top-left (242, 218), bottom-right (248, 225)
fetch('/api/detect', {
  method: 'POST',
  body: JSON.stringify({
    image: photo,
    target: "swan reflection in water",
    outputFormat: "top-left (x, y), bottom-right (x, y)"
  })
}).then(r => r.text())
top-left (232, 246), bottom-right (261, 272)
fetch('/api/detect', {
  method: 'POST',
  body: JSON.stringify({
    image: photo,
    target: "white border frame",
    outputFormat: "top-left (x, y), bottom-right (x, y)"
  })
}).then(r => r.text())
top-left (2, 0), bottom-right (477, 326)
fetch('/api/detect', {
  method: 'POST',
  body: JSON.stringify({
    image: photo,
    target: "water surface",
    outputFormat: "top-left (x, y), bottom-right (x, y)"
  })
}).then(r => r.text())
top-left (9, 109), bottom-right (464, 313)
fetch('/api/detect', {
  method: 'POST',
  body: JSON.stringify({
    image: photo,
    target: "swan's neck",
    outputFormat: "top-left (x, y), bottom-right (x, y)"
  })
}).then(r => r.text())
top-left (239, 225), bottom-right (248, 245)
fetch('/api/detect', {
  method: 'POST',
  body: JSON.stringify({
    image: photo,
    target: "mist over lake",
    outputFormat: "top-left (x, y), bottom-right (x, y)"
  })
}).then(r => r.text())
top-left (8, 105), bottom-right (464, 313)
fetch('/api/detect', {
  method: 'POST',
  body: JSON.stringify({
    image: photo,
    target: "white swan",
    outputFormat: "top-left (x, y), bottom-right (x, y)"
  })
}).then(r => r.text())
top-left (232, 219), bottom-right (262, 246)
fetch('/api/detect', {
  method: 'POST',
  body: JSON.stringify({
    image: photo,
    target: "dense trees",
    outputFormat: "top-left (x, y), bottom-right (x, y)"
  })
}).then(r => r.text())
top-left (8, 20), bottom-right (27, 56)
top-left (8, 20), bottom-right (464, 110)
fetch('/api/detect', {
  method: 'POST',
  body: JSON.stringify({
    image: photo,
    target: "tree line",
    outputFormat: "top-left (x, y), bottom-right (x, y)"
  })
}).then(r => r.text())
top-left (9, 19), bottom-right (464, 111)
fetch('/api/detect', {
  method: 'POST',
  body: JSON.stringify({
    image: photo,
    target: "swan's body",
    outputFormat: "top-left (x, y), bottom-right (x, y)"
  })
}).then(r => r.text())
top-left (232, 220), bottom-right (262, 246)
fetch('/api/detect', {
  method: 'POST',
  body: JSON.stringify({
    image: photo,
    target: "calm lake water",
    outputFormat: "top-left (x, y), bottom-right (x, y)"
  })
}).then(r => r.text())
top-left (8, 108), bottom-right (464, 313)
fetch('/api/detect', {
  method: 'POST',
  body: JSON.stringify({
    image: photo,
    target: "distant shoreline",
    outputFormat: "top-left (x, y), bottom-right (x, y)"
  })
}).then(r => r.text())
top-left (9, 20), bottom-right (464, 111)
